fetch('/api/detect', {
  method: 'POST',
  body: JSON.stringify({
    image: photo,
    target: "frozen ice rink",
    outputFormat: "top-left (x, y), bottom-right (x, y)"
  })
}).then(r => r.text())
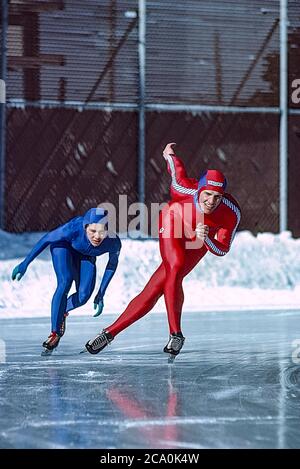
top-left (0, 310), bottom-right (300, 449)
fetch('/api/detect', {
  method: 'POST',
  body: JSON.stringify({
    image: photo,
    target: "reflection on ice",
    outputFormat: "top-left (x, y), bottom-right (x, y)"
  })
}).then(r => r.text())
top-left (0, 310), bottom-right (300, 448)
top-left (0, 339), bottom-right (5, 364)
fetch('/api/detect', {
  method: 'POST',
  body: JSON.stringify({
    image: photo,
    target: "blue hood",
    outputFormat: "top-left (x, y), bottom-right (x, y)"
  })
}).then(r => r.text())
top-left (83, 208), bottom-right (108, 228)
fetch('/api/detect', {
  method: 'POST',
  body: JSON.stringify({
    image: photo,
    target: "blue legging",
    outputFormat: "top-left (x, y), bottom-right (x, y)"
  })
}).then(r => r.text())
top-left (50, 244), bottom-right (96, 333)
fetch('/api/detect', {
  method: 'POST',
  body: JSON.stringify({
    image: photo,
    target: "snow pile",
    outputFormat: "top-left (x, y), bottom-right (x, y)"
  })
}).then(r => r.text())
top-left (0, 230), bottom-right (300, 318)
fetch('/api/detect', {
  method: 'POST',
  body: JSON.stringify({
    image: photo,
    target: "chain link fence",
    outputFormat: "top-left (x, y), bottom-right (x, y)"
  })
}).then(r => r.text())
top-left (1, 0), bottom-right (299, 235)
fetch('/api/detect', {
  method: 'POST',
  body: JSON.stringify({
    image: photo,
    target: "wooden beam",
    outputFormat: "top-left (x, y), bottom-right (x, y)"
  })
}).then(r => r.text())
top-left (9, 2), bottom-right (64, 14)
top-left (9, 54), bottom-right (64, 69)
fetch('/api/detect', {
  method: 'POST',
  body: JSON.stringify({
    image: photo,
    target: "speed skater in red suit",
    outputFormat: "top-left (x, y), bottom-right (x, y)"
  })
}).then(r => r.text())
top-left (85, 143), bottom-right (241, 357)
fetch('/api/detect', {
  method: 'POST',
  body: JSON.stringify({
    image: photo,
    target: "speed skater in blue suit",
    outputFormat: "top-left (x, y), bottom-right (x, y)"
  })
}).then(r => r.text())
top-left (11, 208), bottom-right (121, 351)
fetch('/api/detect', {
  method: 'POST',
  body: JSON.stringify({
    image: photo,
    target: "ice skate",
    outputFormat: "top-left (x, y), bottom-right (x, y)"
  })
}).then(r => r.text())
top-left (42, 332), bottom-right (61, 354)
top-left (163, 332), bottom-right (185, 362)
top-left (85, 329), bottom-right (113, 354)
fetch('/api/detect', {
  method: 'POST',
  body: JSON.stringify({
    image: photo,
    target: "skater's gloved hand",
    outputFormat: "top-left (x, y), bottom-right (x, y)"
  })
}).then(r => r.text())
top-left (93, 297), bottom-right (104, 317)
top-left (195, 223), bottom-right (209, 241)
top-left (11, 262), bottom-right (27, 281)
top-left (163, 142), bottom-right (176, 160)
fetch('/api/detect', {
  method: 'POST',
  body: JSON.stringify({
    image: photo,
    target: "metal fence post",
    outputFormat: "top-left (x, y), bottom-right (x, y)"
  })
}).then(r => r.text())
top-left (0, 0), bottom-right (8, 230)
top-left (280, 0), bottom-right (288, 232)
top-left (138, 0), bottom-right (146, 206)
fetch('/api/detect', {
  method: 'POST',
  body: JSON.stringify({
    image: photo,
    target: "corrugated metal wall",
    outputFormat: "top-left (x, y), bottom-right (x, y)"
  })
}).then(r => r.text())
top-left (3, 0), bottom-right (300, 235)
top-left (8, 0), bottom-right (139, 103)
top-left (145, 0), bottom-right (279, 106)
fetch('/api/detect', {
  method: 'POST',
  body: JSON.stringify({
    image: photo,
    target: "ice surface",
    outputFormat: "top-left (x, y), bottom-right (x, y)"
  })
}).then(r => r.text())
top-left (0, 311), bottom-right (300, 449)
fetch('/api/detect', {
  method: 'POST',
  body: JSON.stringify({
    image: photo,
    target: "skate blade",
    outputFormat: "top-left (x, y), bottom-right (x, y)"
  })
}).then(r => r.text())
top-left (41, 348), bottom-right (54, 356)
top-left (79, 349), bottom-right (88, 354)
top-left (168, 354), bottom-right (176, 364)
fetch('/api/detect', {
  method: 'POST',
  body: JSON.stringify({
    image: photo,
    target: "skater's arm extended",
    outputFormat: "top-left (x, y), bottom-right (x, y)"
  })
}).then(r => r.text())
top-left (163, 143), bottom-right (198, 199)
top-left (93, 239), bottom-right (121, 316)
top-left (11, 223), bottom-right (71, 280)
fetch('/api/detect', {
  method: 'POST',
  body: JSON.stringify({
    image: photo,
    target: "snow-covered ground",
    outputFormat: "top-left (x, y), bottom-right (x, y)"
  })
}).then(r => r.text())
top-left (0, 230), bottom-right (300, 319)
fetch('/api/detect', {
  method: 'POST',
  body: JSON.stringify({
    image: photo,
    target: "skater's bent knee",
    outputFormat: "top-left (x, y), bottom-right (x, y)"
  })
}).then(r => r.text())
top-left (78, 290), bottom-right (92, 305)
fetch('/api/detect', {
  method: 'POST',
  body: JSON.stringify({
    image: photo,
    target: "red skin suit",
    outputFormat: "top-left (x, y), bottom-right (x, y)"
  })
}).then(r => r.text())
top-left (106, 153), bottom-right (241, 337)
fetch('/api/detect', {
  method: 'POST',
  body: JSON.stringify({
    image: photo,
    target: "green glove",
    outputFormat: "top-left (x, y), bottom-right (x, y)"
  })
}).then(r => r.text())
top-left (93, 299), bottom-right (104, 317)
top-left (11, 263), bottom-right (27, 281)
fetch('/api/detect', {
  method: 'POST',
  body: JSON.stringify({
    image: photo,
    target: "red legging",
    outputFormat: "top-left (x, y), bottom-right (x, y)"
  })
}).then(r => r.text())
top-left (106, 221), bottom-right (207, 336)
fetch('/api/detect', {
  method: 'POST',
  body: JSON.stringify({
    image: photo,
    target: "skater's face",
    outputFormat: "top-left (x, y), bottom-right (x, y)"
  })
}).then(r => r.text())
top-left (86, 223), bottom-right (107, 246)
top-left (199, 190), bottom-right (222, 214)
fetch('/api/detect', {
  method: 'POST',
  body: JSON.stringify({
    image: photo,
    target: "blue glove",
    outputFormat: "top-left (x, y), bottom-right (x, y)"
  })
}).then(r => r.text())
top-left (93, 298), bottom-right (104, 317)
top-left (11, 262), bottom-right (27, 281)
